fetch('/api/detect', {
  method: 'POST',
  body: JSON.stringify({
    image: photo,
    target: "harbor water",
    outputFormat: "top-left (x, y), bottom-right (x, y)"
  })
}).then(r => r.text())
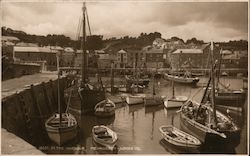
top-left (40, 76), bottom-right (247, 154)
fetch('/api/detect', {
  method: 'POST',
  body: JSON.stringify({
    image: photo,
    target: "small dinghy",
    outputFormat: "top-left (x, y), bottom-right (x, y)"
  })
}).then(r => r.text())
top-left (126, 95), bottom-right (144, 105)
top-left (164, 81), bottom-right (188, 109)
top-left (164, 96), bottom-right (188, 109)
top-left (94, 99), bottom-right (115, 117)
top-left (159, 125), bottom-right (201, 151)
top-left (45, 113), bottom-right (78, 146)
top-left (92, 125), bottom-right (118, 150)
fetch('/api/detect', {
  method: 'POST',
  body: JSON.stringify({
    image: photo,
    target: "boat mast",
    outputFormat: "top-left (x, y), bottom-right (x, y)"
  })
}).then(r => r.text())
top-left (56, 53), bottom-right (62, 126)
top-left (172, 80), bottom-right (175, 98)
top-left (216, 48), bottom-right (222, 89)
top-left (210, 41), bottom-right (218, 127)
top-left (81, 2), bottom-right (87, 86)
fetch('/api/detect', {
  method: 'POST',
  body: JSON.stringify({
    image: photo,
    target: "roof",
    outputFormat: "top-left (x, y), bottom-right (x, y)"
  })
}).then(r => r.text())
top-left (172, 49), bottom-right (203, 54)
top-left (118, 49), bottom-right (127, 54)
top-left (14, 46), bottom-right (57, 53)
top-left (2, 36), bottom-right (20, 41)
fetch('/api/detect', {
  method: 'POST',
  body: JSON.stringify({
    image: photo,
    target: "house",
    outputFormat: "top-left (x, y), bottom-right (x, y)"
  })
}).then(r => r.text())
top-left (143, 46), bottom-right (165, 68)
top-left (170, 44), bottom-right (220, 70)
top-left (13, 46), bottom-right (58, 70)
top-left (115, 49), bottom-right (127, 68)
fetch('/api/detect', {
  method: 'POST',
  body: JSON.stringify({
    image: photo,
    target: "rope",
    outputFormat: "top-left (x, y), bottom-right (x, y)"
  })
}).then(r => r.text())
top-left (86, 7), bottom-right (92, 36)
top-left (65, 88), bottom-right (73, 113)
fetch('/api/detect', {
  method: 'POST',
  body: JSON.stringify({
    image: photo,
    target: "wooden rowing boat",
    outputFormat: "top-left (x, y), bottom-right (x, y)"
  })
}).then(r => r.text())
top-left (92, 125), bottom-right (118, 151)
top-left (94, 99), bottom-right (115, 117)
top-left (45, 113), bottom-right (78, 146)
top-left (159, 125), bottom-right (201, 151)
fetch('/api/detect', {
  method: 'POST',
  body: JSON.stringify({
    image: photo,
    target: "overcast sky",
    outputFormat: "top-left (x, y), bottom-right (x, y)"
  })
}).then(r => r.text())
top-left (2, 0), bottom-right (248, 42)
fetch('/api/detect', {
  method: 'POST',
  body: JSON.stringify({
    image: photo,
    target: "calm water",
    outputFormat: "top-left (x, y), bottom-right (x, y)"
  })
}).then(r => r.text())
top-left (41, 77), bottom-right (247, 154)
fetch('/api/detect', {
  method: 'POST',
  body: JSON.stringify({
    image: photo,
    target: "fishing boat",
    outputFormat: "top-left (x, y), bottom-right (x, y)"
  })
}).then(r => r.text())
top-left (164, 81), bottom-right (188, 109)
top-left (159, 125), bottom-right (201, 151)
top-left (94, 99), bottom-right (115, 117)
top-left (65, 2), bottom-right (105, 114)
top-left (107, 95), bottom-right (126, 104)
top-left (180, 42), bottom-right (240, 148)
top-left (144, 75), bottom-right (165, 107)
top-left (45, 54), bottom-right (77, 146)
top-left (92, 125), bottom-right (118, 150)
top-left (164, 73), bottom-right (199, 86)
top-left (125, 75), bottom-right (150, 86)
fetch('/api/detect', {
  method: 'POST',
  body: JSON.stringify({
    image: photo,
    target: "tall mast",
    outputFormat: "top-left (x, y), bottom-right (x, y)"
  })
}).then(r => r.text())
top-left (216, 48), bottom-right (222, 89)
top-left (56, 53), bottom-right (62, 126)
top-left (172, 80), bottom-right (175, 98)
top-left (81, 2), bottom-right (87, 85)
top-left (210, 41), bottom-right (218, 127)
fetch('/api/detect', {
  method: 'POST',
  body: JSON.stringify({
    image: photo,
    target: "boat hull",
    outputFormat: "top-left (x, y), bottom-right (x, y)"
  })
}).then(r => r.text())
top-left (125, 75), bottom-right (150, 86)
top-left (92, 125), bottom-right (118, 151)
top-left (159, 125), bottom-right (201, 152)
top-left (144, 96), bottom-right (163, 107)
top-left (45, 113), bottom-right (78, 146)
top-left (164, 96), bottom-right (187, 109)
top-left (94, 100), bottom-right (115, 118)
top-left (215, 91), bottom-right (246, 108)
top-left (180, 101), bottom-right (240, 147)
top-left (164, 73), bottom-right (199, 85)
top-left (126, 96), bottom-right (144, 105)
top-left (65, 85), bottom-right (106, 114)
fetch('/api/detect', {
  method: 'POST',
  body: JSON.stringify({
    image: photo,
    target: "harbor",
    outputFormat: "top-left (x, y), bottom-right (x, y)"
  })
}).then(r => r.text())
top-left (1, 1), bottom-right (248, 155)
top-left (1, 73), bottom-right (248, 154)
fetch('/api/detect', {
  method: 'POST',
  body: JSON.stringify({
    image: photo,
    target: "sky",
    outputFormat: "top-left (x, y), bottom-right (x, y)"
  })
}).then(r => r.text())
top-left (1, 0), bottom-right (248, 42)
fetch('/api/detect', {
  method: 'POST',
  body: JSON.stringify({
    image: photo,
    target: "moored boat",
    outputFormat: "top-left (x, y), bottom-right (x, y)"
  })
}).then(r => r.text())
top-left (159, 125), bottom-right (201, 151)
top-left (45, 52), bottom-right (78, 146)
top-left (92, 125), bottom-right (118, 151)
top-left (164, 73), bottom-right (199, 85)
top-left (125, 75), bottom-right (150, 86)
top-left (45, 113), bottom-right (78, 146)
top-left (164, 80), bottom-right (188, 109)
top-left (180, 100), bottom-right (240, 145)
top-left (144, 96), bottom-right (164, 107)
top-left (94, 99), bottom-right (115, 117)
top-left (215, 89), bottom-right (246, 107)
top-left (126, 95), bottom-right (144, 105)
top-left (164, 96), bottom-right (188, 109)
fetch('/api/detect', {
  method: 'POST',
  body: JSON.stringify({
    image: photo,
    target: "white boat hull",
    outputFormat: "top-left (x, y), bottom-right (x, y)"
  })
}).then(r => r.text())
top-left (45, 113), bottom-right (78, 146)
top-left (92, 125), bottom-right (118, 151)
top-left (164, 96), bottom-right (187, 109)
top-left (126, 96), bottom-right (144, 105)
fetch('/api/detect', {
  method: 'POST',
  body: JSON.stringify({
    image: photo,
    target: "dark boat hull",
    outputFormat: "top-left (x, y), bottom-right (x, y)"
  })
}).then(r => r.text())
top-left (125, 75), bottom-right (150, 86)
top-left (164, 73), bottom-right (199, 85)
top-left (215, 91), bottom-right (246, 108)
top-left (65, 86), bottom-right (105, 114)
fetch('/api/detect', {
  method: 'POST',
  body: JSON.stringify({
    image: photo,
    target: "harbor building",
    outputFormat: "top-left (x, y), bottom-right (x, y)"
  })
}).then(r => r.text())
top-left (13, 46), bottom-right (58, 70)
top-left (170, 44), bottom-right (220, 70)
top-left (143, 45), bottom-right (165, 69)
top-left (115, 49), bottom-right (127, 68)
